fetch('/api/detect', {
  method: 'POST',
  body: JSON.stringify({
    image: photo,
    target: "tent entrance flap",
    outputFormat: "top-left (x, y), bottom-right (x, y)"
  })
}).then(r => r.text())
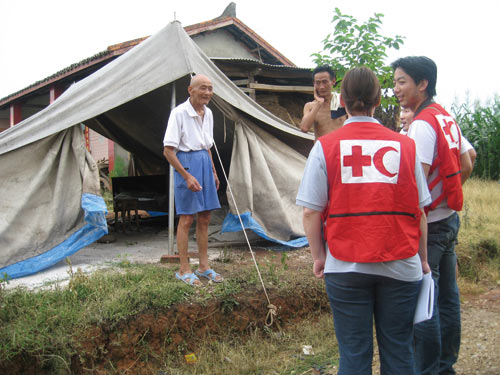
top-left (224, 118), bottom-right (307, 244)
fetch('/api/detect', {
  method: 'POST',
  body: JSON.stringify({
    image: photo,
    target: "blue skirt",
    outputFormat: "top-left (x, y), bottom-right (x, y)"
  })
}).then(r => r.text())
top-left (174, 150), bottom-right (221, 215)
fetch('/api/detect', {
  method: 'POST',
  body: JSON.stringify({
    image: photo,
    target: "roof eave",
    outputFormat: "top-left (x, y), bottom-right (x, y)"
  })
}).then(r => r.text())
top-left (186, 16), bottom-right (295, 67)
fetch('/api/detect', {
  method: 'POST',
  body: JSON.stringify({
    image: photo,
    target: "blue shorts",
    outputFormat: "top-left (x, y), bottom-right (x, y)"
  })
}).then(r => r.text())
top-left (174, 150), bottom-right (221, 215)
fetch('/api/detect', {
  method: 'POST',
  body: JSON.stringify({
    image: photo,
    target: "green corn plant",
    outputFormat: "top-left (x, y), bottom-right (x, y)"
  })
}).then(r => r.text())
top-left (452, 95), bottom-right (500, 180)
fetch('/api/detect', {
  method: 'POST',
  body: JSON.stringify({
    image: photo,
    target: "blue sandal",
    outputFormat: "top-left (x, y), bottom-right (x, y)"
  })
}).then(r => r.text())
top-left (195, 269), bottom-right (223, 283)
top-left (175, 272), bottom-right (201, 286)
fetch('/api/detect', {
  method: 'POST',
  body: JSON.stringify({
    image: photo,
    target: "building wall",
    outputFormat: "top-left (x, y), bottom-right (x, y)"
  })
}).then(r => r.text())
top-left (88, 128), bottom-right (109, 162)
top-left (0, 118), bottom-right (8, 132)
top-left (192, 29), bottom-right (257, 60)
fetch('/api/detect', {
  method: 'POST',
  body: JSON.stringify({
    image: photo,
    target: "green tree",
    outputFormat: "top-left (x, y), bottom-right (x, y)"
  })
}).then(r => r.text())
top-left (311, 8), bottom-right (404, 128)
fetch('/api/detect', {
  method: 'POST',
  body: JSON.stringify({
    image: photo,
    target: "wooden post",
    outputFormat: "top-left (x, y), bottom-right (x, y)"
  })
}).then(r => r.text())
top-left (168, 82), bottom-right (176, 255)
top-left (49, 85), bottom-right (64, 103)
top-left (248, 73), bottom-right (256, 101)
top-left (9, 103), bottom-right (22, 127)
top-left (84, 127), bottom-right (90, 151)
top-left (108, 139), bottom-right (115, 172)
top-left (161, 81), bottom-right (179, 263)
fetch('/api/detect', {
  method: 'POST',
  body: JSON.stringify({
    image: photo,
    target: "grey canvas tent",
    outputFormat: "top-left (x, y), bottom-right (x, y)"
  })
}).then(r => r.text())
top-left (0, 21), bottom-right (314, 279)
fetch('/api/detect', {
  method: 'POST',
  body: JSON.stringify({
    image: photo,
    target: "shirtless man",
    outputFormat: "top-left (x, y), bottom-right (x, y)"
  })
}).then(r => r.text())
top-left (300, 65), bottom-right (347, 140)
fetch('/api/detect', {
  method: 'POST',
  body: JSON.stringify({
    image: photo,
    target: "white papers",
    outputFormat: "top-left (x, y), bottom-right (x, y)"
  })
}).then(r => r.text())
top-left (330, 92), bottom-right (341, 111)
top-left (414, 272), bottom-right (435, 324)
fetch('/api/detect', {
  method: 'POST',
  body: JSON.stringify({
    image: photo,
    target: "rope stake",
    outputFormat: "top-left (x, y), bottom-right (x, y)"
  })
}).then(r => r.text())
top-left (265, 304), bottom-right (278, 328)
top-left (213, 138), bottom-right (278, 328)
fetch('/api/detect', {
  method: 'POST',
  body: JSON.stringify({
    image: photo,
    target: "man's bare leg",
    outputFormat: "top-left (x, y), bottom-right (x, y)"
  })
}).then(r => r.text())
top-left (177, 214), bottom-right (194, 276)
top-left (196, 210), bottom-right (222, 281)
top-left (196, 210), bottom-right (211, 272)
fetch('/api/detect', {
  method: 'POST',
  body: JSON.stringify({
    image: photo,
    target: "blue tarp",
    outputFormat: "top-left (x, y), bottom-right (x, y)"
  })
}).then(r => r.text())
top-left (221, 211), bottom-right (308, 248)
top-left (147, 211), bottom-right (168, 217)
top-left (0, 193), bottom-right (108, 280)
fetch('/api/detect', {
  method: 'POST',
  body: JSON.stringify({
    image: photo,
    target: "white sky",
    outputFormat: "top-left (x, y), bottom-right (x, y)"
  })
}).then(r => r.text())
top-left (1, 0), bottom-right (498, 108)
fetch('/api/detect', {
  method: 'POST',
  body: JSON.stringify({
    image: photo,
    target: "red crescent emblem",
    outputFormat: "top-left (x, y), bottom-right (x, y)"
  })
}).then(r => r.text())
top-left (373, 146), bottom-right (398, 177)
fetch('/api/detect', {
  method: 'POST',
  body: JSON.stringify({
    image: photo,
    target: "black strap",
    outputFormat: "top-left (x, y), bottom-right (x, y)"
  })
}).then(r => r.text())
top-left (329, 211), bottom-right (416, 219)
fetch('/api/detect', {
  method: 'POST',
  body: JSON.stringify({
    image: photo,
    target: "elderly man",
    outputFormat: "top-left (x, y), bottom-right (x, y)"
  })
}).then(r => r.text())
top-left (163, 74), bottom-right (223, 286)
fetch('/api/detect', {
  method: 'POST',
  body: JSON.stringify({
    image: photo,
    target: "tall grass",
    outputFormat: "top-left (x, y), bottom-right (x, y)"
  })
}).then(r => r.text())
top-left (457, 178), bottom-right (500, 285)
top-left (452, 96), bottom-right (500, 180)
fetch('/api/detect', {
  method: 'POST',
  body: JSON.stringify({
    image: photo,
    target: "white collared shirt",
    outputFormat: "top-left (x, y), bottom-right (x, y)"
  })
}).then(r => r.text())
top-left (163, 99), bottom-right (214, 152)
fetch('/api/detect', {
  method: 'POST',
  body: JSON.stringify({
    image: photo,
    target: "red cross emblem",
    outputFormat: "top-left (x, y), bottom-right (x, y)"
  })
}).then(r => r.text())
top-left (343, 145), bottom-right (371, 177)
top-left (340, 140), bottom-right (400, 183)
top-left (441, 118), bottom-right (456, 142)
top-left (436, 115), bottom-right (460, 149)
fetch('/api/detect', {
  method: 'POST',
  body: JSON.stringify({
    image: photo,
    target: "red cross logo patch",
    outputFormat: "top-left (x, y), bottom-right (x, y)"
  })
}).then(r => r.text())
top-left (435, 114), bottom-right (460, 149)
top-left (340, 140), bottom-right (401, 184)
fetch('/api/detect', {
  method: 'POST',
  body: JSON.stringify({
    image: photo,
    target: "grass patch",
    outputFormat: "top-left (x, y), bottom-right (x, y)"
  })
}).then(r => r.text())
top-left (457, 178), bottom-right (500, 284)
top-left (0, 255), bottom-right (317, 370)
top-left (0, 263), bottom-right (197, 365)
top-left (157, 313), bottom-right (339, 375)
top-left (101, 190), bottom-right (113, 212)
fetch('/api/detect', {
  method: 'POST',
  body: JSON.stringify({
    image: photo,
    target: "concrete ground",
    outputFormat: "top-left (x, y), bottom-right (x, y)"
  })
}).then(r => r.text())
top-left (5, 209), bottom-right (265, 291)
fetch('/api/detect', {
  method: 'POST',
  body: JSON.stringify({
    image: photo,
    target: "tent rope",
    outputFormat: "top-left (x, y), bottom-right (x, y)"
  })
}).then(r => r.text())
top-left (212, 140), bottom-right (278, 329)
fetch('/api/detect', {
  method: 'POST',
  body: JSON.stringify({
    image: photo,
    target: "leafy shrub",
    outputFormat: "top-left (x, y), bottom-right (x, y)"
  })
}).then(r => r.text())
top-left (311, 7), bottom-right (404, 111)
top-left (109, 154), bottom-right (128, 179)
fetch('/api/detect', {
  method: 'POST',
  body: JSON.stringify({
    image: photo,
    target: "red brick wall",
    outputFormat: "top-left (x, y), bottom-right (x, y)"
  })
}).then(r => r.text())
top-left (88, 128), bottom-right (109, 162)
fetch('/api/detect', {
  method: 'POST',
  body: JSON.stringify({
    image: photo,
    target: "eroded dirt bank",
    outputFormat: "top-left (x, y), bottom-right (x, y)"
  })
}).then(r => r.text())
top-left (2, 281), bottom-right (330, 374)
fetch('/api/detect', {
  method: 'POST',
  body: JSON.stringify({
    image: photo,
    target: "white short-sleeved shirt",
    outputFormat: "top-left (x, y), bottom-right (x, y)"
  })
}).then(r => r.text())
top-left (296, 116), bottom-right (432, 282)
top-left (163, 99), bottom-right (214, 152)
top-left (408, 118), bottom-right (468, 223)
top-left (462, 136), bottom-right (474, 153)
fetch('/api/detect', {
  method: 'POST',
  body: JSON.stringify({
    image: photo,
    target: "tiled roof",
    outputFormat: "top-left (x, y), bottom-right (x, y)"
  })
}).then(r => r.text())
top-left (211, 57), bottom-right (310, 71)
top-left (0, 50), bottom-right (110, 104)
top-left (0, 37), bottom-right (147, 106)
top-left (0, 16), bottom-right (293, 106)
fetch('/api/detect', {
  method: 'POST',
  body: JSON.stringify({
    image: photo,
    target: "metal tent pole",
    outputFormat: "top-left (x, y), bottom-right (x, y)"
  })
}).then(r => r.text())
top-left (168, 82), bottom-right (176, 255)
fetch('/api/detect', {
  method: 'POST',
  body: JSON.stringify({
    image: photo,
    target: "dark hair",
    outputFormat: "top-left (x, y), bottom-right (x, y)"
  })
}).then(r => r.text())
top-left (390, 56), bottom-right (437, 98)
top-left (312, 65), bottom-right (336, 81)
top-left (341, 67), bottom-right (381, 115)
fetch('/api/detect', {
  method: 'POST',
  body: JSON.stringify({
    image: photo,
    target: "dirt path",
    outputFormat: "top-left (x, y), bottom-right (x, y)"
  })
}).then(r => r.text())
top-left (234, 250), bottom-right (500, 375)
top-left (370, 287), bottom-right (500, 375)
top-left (456, 288), bottom-right (500, 375)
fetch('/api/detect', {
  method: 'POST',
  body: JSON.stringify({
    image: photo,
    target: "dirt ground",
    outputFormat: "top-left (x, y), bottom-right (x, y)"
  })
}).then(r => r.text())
top-left (5, 220), bottom-right (500, 374)
top-left (456, 288), bottom-right (500, 375)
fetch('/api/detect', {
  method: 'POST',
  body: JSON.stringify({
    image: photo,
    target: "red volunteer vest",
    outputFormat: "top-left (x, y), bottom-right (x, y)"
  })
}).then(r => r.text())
top-left (414, 103), bottom-right (463, 212)
top-left (319, 121), bottom-right (421, 263)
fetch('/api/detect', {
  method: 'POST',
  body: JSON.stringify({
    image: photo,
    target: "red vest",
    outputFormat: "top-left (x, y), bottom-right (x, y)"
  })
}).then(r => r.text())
top-left (319, 121), bottom-right (421, 263)
top-left (414, 103), bottom-right (463, 212)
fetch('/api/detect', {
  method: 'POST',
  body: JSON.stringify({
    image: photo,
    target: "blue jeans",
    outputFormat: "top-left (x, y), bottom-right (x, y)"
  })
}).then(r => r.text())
top-left (325, 272), bottom-right (421, 375)
top-left (414, 212), bottom-right (461, 375)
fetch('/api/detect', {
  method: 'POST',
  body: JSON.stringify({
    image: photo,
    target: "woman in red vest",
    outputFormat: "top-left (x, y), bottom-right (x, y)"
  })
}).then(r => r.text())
top-left (296, 67), bottom-right (431, 375)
